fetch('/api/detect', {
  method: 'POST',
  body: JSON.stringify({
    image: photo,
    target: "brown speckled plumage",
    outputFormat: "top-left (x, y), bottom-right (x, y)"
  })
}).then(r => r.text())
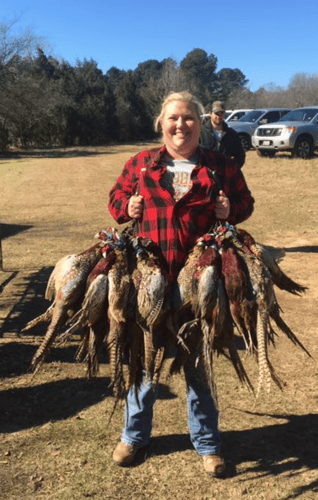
top-left (132, 237), bottom-right (169, 383)
top-left (220, 241), bottom-right (257, 352)
top-left (29, 244), bottom-right (103, 373)
top-left (172, 235), bottom-right (252, 395)
top-left (24, 223), bottom-right (310, 406)
top-left (107, 245), bottom-right (132, 397)
top-left (235, 228), bottom-right (307, 296)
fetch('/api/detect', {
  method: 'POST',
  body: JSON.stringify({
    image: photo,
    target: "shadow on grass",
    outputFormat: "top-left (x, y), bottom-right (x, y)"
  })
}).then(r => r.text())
top-left (0, 222), bottom-right (33, 240)
top-left (223, 410), bottom-right (318, 497)
top-left (285, 245), bottom-right (318, 253)
top-left (144, 411), bottom-right (318, 496)
top-left (0, 148), bottom-right (116, 159)
top-left (0, 338), bottom-right (177, 434)
top-left (0, 341), bottom-right (82, 378)
top-left (0, 375), bottom-right (112, 434)
top-left (0, 266), bottom-right (53, 336)
top-left (0, 271), bottom-right (19, 294)
top-left (0, 142), bottom-right (157, 160)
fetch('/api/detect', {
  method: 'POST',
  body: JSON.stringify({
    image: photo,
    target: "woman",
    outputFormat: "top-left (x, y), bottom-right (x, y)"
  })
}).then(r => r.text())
top-left (108, 91), bottom-right (254, 477)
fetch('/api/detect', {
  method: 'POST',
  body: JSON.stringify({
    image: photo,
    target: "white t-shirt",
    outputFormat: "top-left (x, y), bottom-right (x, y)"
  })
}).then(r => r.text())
top-left (161, 153), bottom-right (198, 201)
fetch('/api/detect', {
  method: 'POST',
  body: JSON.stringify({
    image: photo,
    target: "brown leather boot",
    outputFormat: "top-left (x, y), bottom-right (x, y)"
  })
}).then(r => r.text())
top-left (113, 442), bottom-right (137, 467)
top-left (203, 454), bottom-right (226, 478)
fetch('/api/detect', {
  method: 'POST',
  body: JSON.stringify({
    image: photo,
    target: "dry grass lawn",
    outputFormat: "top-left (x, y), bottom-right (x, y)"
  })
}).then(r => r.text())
top-left (0, 144), bottom-right (318, 499)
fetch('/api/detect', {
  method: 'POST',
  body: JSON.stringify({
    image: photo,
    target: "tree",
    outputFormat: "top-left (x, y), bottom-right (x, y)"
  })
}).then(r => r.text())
top-left (227, 86), bottom-right (255, 109)
top-left (180, 49), bottom-right (218, 106)
top-left (156, 58), bottom-right (188, 96)
top-left (216, 68), bottom-right (249, 103)
top-left (0, 19), bottom-right (48, 67)
top-left (61, 58), bottom-right (118, 145)
top-left (0, 20), bottom-right (54, 149)
top-left (287, 72), bottom-right (318, 107)
top-left (134, 59), bottom-right (163, 88)
top-left (138, 58), bottom-right (188, 123)
top-left (0, 53), bottom-right (67, 147)
top-left (115, 71), bottom-right (154, 141)
top-left (105, 66), bottom-right (126, 92)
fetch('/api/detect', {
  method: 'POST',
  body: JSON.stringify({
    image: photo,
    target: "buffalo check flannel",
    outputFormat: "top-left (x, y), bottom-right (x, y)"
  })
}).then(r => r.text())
top-left (108, 145), bottom-right (254, 281)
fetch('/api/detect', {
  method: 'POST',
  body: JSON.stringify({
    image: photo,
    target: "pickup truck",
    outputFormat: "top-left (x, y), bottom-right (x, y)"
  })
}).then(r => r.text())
top-left (251, 106), bottom-right (318, 158)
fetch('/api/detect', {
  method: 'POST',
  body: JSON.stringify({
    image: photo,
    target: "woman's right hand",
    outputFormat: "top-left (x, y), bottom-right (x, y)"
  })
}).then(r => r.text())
top-left (128, 195), bottom-right (144, 219)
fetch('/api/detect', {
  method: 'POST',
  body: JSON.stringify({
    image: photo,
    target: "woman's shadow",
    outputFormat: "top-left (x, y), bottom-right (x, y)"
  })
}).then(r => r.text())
top-left (142, 410), bottom-right (318, 496)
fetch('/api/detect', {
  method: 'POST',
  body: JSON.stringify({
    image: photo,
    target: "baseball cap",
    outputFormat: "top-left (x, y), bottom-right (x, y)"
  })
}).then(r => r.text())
top-left (212, 101), bottom-right (225, 113)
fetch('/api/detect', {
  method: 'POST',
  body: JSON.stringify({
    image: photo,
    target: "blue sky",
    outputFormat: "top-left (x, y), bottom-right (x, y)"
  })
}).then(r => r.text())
top-left (2, 0), bottom-right (318, 92)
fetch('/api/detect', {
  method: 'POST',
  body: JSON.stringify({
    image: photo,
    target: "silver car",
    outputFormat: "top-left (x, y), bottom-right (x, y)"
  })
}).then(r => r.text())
top-left (252, 106), bottom-right (318, 158)
top-left (229, 108), bottom-right (291, 150)
top-left (225, 109), bottom-right (251, 122)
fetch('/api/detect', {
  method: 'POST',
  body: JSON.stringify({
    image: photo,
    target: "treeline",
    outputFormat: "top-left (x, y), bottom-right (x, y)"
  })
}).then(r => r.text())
top-left (0, 48), bottom-right (247, 150)
top-left (228, 73), bottom-right (318, 111)
top-left (0, 21), bottom-right (248, 150)
top-left (1, 20), bottom-right (318, 150)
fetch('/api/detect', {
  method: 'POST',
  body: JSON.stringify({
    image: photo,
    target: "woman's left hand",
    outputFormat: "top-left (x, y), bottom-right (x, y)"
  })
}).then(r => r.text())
top-left (215, 190), bottom-right (230, 219)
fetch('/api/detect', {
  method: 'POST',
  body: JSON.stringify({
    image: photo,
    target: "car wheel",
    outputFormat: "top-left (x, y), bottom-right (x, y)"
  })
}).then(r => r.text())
top-left (239, 134), bottom-right (251, 151)
top-left (292, 137), bottom-right (314, 159)
top-left (257, 149), bottom-right (276, 158)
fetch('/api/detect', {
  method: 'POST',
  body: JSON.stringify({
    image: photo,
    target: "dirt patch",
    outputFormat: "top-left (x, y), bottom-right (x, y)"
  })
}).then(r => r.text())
top-left (0, 146), bottom-right (318, 499)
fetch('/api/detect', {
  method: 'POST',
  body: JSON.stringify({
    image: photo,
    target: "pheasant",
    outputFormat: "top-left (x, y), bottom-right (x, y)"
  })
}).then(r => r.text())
top-left (235, 242), bottom-right (282, 395)
top-left (213, 224), bottom-right (277, 392)
top-left (106, 235), bottom-right (132, 398)
top-left (235, 227), bottom-right (307, 296)
top-left (22, 254), bottom-right (78, 333)
top-left (266, 279), bottom-right (312, 358)
top-left (130, 236), bottom-right (170, 384)
top-left (172, 234), bottom-right (252, 395)
top-left (29, 243), bottom-right (104, 373)
top-left (171, 235), bottom-right (216, 338)
top-left (212, 277), bottom-right (253, 390)
top-left (59, 250), bottom-right (118, 378)
top-left (219, 239), bottom-right (257, 353)
top-left (214, 223), bottom-right (311, 396)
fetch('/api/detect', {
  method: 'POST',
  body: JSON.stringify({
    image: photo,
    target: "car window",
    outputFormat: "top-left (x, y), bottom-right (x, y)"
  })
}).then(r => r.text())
top-left (239, 110), bottom-right (263, 122)
top-left (304, 109), bottom-right (318, 121)
top-left (261, 111), bottom-right (281, 123)
top-left (279, 108), bottom-right (318, 122)
top-left (228, 111), bottom-right (245, 121)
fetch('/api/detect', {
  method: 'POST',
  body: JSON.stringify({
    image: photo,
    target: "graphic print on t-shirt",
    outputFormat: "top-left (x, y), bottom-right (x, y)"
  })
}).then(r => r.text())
top-left (161, 156), bottom-right (197, 201)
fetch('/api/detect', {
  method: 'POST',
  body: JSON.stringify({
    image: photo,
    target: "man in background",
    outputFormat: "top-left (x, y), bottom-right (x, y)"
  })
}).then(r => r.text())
top-left (200, 101), bottom-right (245, 168)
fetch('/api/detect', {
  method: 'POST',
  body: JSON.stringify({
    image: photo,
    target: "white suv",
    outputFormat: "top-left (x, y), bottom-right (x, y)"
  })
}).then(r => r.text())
top-left (252, 106), bottom-right (318, 158)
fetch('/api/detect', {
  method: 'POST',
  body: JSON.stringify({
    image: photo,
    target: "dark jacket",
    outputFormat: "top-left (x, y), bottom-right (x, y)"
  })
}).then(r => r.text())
top-left (200, 116), bottom-right (246, 168)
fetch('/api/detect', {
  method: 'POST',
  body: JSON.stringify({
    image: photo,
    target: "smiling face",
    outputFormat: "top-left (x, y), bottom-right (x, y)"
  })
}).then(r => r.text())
top-left (160, 100), bottom-right (201, 159)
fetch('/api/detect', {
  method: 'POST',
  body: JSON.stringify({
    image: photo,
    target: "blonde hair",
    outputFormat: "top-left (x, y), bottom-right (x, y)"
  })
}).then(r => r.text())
top-left (154, 91), bottom-right (205, 132)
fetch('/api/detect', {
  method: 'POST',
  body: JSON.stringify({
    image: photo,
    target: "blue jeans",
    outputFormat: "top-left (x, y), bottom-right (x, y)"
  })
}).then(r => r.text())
top-left (121, 361), bottom-right (221, 456)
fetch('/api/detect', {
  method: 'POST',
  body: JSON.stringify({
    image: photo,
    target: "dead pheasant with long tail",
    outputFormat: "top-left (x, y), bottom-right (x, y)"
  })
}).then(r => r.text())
top-left (28, 242), bottom-right (104, 373)
top-left (171, 233), bottom-right (252, 395)
top-left (130, 236), bottom-right (170, 386)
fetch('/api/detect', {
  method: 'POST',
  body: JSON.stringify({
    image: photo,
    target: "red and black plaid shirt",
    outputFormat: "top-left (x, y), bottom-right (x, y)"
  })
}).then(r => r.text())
top-left (108, 145), bottom-right (254, 281)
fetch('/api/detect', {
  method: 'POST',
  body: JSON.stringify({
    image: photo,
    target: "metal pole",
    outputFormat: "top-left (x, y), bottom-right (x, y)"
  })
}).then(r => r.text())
top-left (0, 221), bottom-right (3, 271)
